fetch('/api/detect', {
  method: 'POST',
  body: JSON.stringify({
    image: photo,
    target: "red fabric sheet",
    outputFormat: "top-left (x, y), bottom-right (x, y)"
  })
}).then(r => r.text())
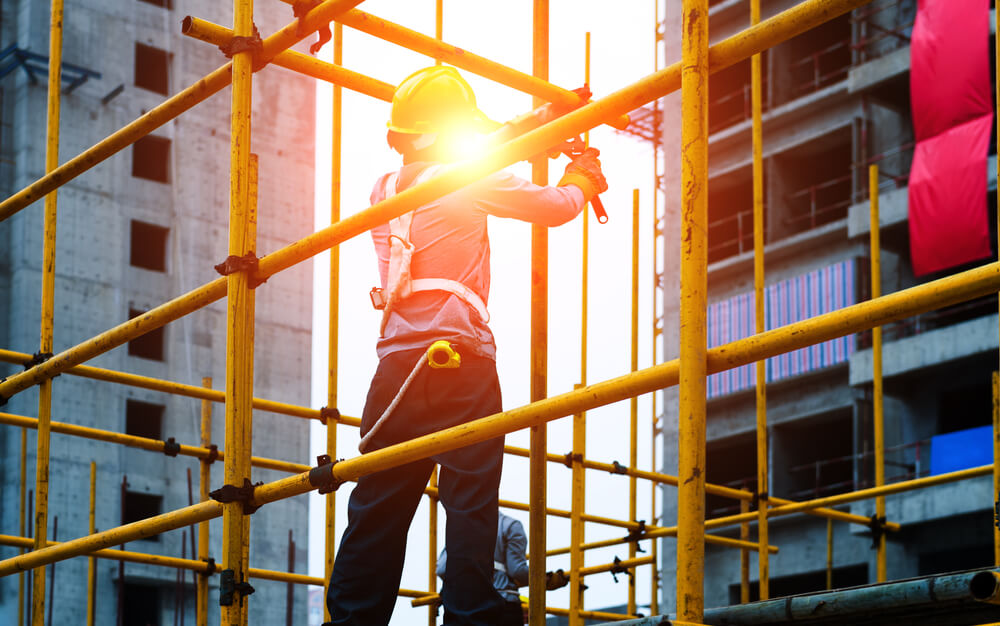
top-left (908, 0), bottom-right (993, 276)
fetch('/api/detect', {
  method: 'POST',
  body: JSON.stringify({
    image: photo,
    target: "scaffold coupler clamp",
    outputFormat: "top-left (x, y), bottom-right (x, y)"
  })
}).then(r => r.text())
top-left (609, 556), bottom-right (632, 583)
top-left (204, 444), bottom-right (219, 464)
top-left (995, 500), bottom-right (1000, 529)
top-left (23, 351), bottom-right (53, 371)
top-left (319, 406), bottom-right (340, 426)
top-left (218, 22), bottom-right (267, 71)
top-left (200, 557), bottom-right (217, 577)
top-left (219, 568), bottom-right (255, 606)
top-left (210, 478), bottom-right (263, 515)
top-left (291, 0), bottom-right (332, 54)
top-left (562, 452), bottom-right (583, 469)
top-left (868, 513), bottom-right (887, 549)
top-left (610, 460), bottom-right (628, 475)
top-left (310, 454), bottom-right (345, 495)
top-left (215, 252), bottom-right (267, 289)
top-left (622, 520), bottom-right (647, 553)
top-left (162, 437), bottom-right (180, 457)
top-left (752, 490), bottom-right (768, 511)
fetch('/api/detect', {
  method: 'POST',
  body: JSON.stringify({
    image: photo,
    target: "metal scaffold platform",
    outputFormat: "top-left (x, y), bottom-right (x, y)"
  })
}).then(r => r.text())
top-left (2, 0), bottom-right (1000, 624)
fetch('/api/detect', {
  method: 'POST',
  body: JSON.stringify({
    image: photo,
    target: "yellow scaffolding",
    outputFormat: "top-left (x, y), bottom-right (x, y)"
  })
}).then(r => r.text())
top-left (1, 0), bottom-right (998, 624)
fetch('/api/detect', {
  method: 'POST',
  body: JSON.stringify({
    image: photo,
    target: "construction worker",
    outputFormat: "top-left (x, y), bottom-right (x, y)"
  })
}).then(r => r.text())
top-left (324, 66), bottom-right (606, 626)
top-left (437, 511), bottom-right (569, 625)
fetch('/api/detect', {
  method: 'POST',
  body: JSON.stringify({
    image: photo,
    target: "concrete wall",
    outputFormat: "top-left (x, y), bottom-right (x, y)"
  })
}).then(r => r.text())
top-left (0, 1), bottom-right (313, 624)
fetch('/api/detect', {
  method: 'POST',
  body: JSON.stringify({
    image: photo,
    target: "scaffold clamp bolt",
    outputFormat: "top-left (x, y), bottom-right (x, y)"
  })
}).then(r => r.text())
top-left (219, 568), bottom-right (255, 606)
top-left (204, 444), bottom-right (219, 464)
top-left (210, 478), bottom-right (263, 515)
top-left (200, 557), bottom-right (217, 577)
top-left (214, 252), bottom-right (267, 288)
top-left (562, 452), bottom-right (582, 468)
top-left (310, 454), bottom-right (344, 495)
top-left (868, 514), bottom-right (887, 549)
top-left (609, 556), bottom-right (633, 583)
top-left (622, 520), bottom-right (647, 552)
top-left (23, 351), bottom-right (53, 370)
top-left (610, 460), bottom-right (628, 475)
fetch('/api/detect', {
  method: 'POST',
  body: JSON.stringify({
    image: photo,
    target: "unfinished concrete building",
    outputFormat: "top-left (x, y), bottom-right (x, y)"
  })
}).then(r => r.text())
top-left (652, 0), bottom-right (998, 613)
top-left (0, 1), bottom-right (313, 624)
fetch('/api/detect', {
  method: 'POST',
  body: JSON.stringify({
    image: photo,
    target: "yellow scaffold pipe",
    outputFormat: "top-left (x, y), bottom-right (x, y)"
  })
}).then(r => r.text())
top-left (0, 0), bottom-right (875, 405)
top-left (0, 348), bottom-right (359, 426)
top-left (8, 255), bottom-right (993, 579)
top-left (0, 411), bottom-right (311, 474)
top-left (0, 0), bottom-right (367, 222)
top-left (181, 16), bottom-right (394, 102)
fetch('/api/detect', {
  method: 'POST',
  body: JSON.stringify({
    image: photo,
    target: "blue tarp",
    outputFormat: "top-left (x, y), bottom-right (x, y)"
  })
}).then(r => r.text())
top-left (930, 425), bottom-right (992, 476)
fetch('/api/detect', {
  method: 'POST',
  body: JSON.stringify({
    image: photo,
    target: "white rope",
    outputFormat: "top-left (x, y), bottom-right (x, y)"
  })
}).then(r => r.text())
top-left (358, 353), bottom-right (427, 454)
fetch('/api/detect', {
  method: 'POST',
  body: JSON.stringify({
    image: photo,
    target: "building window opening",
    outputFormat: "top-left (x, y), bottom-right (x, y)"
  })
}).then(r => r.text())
top-left (132, 135), bottom-right (171, 183)
top-left (130, 220), bottom-right (168, 272)
top-left (708, 168), bottom-right (759, 265)
top-left (122, 582), bottom-right (162, 625)
top-left (776, 127), bottom-right (852, 240)
top-left (125, 399), bottom-right (164, 440)
top-left (127, 308), bottom-right (165, 361)
top-left (135, 42), bottom-right (169, 95)
top-left (773, 409), bottom-right (853, 500)
top-left (705, 433), bottom-right (757, 519)
top-left (123, 491), bottom-right (163, 541)
top-left (775, 13), bottom-right (851, 106)
top-left (708, 56), bottom-right (770, 135)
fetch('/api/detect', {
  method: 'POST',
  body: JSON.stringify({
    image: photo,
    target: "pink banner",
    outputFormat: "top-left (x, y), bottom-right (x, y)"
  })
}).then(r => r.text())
top-left (908, 0), bottom-right (993, 276)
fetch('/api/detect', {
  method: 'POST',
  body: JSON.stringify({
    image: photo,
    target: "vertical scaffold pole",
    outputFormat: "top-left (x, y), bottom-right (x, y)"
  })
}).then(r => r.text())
top-left (628, 188), bottom-right (640, 615)
top-left (677, 0), bottom-right (709, 620)
top-left (198, 377), bottom-right (213, 626)
top-left (994, 0), bottom-right (1000, 570)
top-left (993, 371), bottom-right (999, 566)
top-left (826, 518), bottom-right (834, 589)
top-left (324, 21), bottom-right (343, 626)
top-left (529, 1), bottom-right (549, 623)
top-left (869, 164), bottom-right (886, 583)
top-left (750, 0), bottom-right (769, 602)
top-left (434, 0), bottom-right (443, 65)
top-left (740, 496), bottom-right (750, 603)
top-left (33, 1), bottom-right (64, 622)
top-left (568, 30), bottom-right (591, 626)
top-left (221, 0), bottom-right (256, 622)
top-left (87, 462), bottom-right (97, 626)
top-left (427, 467), bottom-right (439, 626)
top-left (19, 426), bottom-right (27, 626)
top-left (649, 2), bottom-right (662, 614)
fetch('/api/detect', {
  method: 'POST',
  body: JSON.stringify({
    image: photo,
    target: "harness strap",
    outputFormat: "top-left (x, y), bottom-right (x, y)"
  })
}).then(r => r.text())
top-left (378, 164), bottom-right (489, 335)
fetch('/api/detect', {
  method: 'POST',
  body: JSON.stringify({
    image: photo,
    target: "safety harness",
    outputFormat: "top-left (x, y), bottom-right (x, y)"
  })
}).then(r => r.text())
top-left (371, 164), bottom-right (490, 336)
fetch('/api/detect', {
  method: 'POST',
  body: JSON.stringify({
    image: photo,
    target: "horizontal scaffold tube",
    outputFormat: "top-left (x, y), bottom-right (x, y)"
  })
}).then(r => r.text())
top-left (1, 252), bottom-right (995, 576)
top-left (0, 412), bottom-right (310, 474)
top-left (504, 445), bottom-right (896, 531)
top-left (0, 0), bottom-right (878, 404)
top-left (0, 0), bottom-right (366, 222)
top-left (0, 534), bottom-right (429, 597)
top-left (181, 16), bottom-right (394, 101)
top-left (0, 348), bottom-right (360, 426)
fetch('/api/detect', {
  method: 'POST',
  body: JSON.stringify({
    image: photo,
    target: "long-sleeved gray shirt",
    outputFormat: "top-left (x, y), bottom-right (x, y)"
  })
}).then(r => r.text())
top-left (437, 512), bottom-right (530, 602)
top-left (371, 163), bottom-right (585, 361)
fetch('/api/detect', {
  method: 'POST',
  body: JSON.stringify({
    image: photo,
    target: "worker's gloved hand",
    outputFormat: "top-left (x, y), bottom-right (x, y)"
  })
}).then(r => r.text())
top-left (559, 147), bottom-right (608, 203)
top-left (545, 569), bottom-right (570, 590)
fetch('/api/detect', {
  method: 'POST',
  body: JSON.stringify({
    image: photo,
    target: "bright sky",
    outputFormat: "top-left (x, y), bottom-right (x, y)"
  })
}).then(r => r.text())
top-left (307, 1), bottom-right (663, 621)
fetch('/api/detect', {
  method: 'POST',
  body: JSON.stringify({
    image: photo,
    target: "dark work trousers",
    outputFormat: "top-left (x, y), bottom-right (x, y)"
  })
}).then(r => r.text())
top-left (326, 347), bottom-right (507, 625)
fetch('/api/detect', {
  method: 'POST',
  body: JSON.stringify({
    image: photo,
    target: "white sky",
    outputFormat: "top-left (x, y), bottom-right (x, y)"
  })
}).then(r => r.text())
top-left (307, 1), bottom-right (664, 621)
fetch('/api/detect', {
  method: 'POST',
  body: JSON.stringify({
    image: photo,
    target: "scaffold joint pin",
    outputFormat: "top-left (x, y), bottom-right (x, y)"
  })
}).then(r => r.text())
top-left (219, 568), bottom-right (255, 606)
top-left (210, 478), bottom-right (263, 515)
top-left (214, 252), bottom-right (267, 288)
top-left (162, 437), bottom-right (180, 457)
top-left (309, 454), bottom-right (344, 494)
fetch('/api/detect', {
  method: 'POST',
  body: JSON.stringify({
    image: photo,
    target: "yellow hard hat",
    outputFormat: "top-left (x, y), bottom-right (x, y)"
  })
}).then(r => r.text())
top-left (388, 66), bottom-right (493, 135)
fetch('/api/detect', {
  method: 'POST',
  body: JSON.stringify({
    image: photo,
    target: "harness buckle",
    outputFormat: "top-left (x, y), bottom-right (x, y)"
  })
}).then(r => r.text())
top-left (370, 287), bottom-right (387, 310)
